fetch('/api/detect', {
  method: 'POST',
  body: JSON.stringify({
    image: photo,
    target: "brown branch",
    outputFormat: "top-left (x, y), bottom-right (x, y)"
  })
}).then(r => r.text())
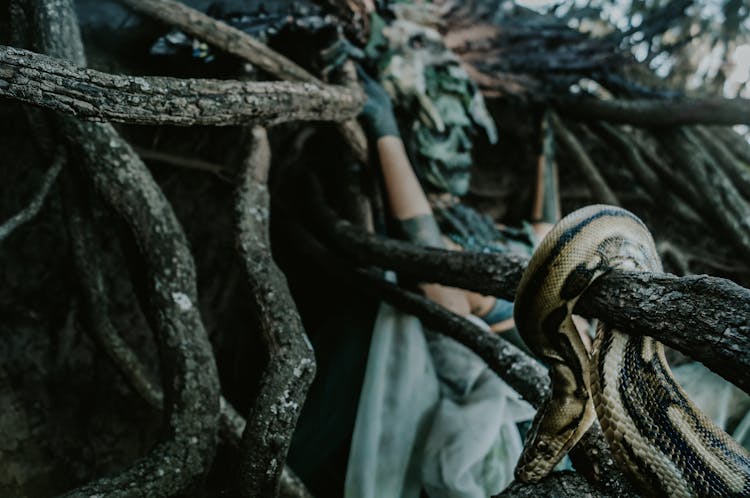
top-left (115, 0), bottom-right (368, 160)
top-left (660, 128), bottom-right (750, 259)
top-left (0, 44), bottom-right (364, 126)
top-left (577, 270), bottom-right (750, 394)
top-left (312, 196), bottom-right (750, 395)
top-left (116, 0), bottom-right (318, 83)
top-left (12, 0), bottom-right (222, 495)
top-left (280, 213), bottom-right (633, 493)
top-left (495, 471), bottom-right (615, 498)
top-left (548, 112), bottom-right (619, 205)
top-left (555, 96), bottom-right (750, 126)
top-left (0, 147), bottom-right (63, 242)
top-left (234, 127), bottom-right (316, 497)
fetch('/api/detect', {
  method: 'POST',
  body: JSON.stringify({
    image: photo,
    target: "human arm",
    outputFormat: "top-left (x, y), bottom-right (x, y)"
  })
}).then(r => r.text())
top-left (359, 70), bottom-right (471, 315)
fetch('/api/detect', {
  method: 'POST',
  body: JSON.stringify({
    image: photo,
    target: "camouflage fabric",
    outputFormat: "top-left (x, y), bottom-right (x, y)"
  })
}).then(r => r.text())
top-left (375, 16), bottom-right (497, 197)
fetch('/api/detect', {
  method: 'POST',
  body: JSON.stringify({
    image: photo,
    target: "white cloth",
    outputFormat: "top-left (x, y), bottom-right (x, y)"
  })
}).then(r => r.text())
top-left (345, 301), bottom-right (534, 498)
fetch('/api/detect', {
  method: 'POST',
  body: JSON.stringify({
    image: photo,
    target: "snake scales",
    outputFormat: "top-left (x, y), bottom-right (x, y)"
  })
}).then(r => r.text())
top-left (513, 205), bottom-right (750, 497)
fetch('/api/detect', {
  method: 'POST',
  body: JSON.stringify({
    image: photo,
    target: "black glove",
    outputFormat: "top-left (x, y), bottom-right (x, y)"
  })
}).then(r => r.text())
top-left (357, 66), bottom-right (400, 140)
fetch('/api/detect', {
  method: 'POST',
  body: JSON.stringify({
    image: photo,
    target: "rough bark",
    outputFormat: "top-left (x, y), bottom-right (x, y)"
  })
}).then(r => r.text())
top-left (313, 200), bottom-right (750, 394)
top-left (578, 271), bottom-right (750, 394)
top-left (495, 471), bottom-right (614, 498)
top-left (12, 1), bottom-right (222, 496)
top-left (234, 127), bottom-right (316, 497)
top-left (556, 96), bottom-right (750, 126)
top-left (0, 44), bottom-right (364, 126)
top-left (114, 0), bottom-right (369, 160)
top-left (282, 213), bottom-right (634, 494)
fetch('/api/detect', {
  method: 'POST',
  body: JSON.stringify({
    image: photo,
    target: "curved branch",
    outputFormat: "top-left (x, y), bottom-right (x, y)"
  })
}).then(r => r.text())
top-left (60, 126), bottom-right (221, 498)
top-left (555, 96), bottom-right (750, 126)
top-left (280, 213), bottom-right (633, 492)
top-left (577, 271), bottom-right (750, 394)
top-left (116, 0), bottom-right (317, 83)
top-left (115, 0), bottom-right (369, 162)
top-left (12, 0), bottom-right (222, 494)
top-left (0, 148), bottom-right (63, 242)
top-left (313, 202), bottom-right (750, 394)
top-left (0, 44), bottom-right (363, 126)
top-left (235, 127), bottom-right (316, 497)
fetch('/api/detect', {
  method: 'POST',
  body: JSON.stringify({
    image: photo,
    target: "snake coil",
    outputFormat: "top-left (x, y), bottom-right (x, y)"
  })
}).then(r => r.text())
top-left (513, 205), bottom-right (750, 497)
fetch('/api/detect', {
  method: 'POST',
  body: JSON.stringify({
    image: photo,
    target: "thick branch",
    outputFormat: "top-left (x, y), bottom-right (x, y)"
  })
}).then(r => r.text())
top-left (281, 214), bottom-right (632, 491)
top-left (577, 271), bottom-right (750, 394)
top-left (317, 209), bottom-right (750, 394)
top-left (235, 127), bottom-right (316, 497)
top-left (116, 0), bottom-right (369, 161)
top-left (556, 96), bottom-right (750, 126)
top-left (332, 219), bottom-right (526, 299)
top-left (0, 44), bottom-right (363, 126)
top-left (13, 0), bottom-right (222, 494)
top-left (219, 400), bottom-right (314, 498)
top-left (495, 472), bottom-right (614, 498)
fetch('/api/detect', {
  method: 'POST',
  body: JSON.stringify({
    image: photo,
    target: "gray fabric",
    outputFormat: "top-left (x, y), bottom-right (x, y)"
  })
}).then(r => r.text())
top-left (421, 324), bottom-right (534, 498)
top-left (345, 301), bottom-right (439, 498)
top-left (346, 296), bottom-right (534, 498)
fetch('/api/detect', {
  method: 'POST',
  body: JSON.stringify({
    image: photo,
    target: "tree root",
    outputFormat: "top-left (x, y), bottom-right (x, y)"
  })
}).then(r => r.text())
top-left (234, 127), bottom-right (316, 497)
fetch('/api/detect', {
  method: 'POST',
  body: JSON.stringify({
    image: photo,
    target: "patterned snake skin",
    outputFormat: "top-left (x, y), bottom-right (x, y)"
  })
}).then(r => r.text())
top-left (513, 205), bottom-right (750, 497)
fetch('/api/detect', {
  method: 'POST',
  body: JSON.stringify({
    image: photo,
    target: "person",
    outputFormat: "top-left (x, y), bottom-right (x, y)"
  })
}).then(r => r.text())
top-left (289, 10), bottom-right (567, 497)
top-left (342, 64), bottom-right (560, 497)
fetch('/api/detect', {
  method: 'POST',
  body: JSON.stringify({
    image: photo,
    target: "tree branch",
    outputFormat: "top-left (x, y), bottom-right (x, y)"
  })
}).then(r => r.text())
top-left (0, 44), bottom-right (364, 126)
top-left (555, 96), bottom-right (750, 126)
top-left (234, 127), bottom-right (316, 497)
top-left (114, 0), bottom-right (369, 160)
top-left (281, 213), bottom-right (634, 493)
top-left (116, 0), bottom-right (317, 83)
top-left (12, 0), bottom-right (222, 495)
top-left (548, 112), bottom-right (619, 205)
top-left (495, 471), bottom-right (615, 498)
top-left (0, 147), bottom-right (63, 242)
top-left (311, 197), bottom-right (750, 394)
top-left (577, 271), bottom-right (750, 394)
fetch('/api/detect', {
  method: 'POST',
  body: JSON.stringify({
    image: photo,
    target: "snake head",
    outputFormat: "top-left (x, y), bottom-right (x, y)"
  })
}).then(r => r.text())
top-left (515, 368), bottom-right (597, 482)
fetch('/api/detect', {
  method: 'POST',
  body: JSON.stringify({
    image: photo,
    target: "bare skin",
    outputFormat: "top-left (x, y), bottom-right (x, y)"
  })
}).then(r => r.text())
top-left (377, 136), bottom-right (472, 316)
top-left (370, 95), bottom-right (588, 346)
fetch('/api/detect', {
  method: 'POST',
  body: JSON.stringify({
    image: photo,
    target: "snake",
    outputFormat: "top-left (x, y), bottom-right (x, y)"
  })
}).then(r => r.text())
top-left (512, 204), bottom-right (750, 497)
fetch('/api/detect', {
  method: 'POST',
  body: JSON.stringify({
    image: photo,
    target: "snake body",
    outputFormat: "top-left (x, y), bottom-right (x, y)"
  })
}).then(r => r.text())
top-left (513, 205), bottom-right (750, 497)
